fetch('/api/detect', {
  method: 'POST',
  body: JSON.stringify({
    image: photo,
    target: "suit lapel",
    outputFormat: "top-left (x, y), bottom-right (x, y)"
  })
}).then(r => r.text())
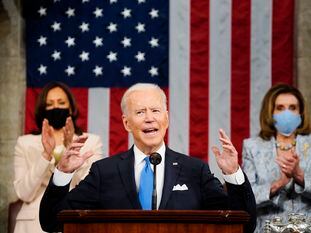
top-left (159, 148), bottom-right (181, 209)
top-left (118, 148), bottom-right (141, 209)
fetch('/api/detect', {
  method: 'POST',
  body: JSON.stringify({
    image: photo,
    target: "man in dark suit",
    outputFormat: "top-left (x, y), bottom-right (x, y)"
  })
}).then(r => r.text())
top-left (39, 83), bottom-right (256, 232)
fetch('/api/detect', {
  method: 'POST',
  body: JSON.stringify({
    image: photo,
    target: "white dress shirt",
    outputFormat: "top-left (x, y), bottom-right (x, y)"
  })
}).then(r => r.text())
top-left (134, 143), bottom-right (165, 209)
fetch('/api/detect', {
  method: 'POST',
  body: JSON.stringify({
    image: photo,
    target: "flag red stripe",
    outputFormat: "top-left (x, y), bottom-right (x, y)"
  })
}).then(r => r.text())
top-left (71, 88), bottom-right (88, 132)
top-left (109, 88), bottom-right (128, 156)
top-left (189, 0), bottom-right (210, 161)
top-left (272, 0), bottom-right (294, 85)
top-left (25, 88), bottom-right (41, 134)
top-left (231, 0), bottom-right (251, 161)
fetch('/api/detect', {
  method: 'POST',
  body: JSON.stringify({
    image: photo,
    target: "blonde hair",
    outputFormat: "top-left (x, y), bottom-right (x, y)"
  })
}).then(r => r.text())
top-left (121, 83), bottom-right (167, 115)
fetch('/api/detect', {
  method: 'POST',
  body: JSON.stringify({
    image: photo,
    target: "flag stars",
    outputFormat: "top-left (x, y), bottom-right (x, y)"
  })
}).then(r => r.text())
top-left (149, 66), bottom-right (159, 77)
top-left (121, 8), bottom-right (131, 18)
top-left (93, 36), bottom-right (103, 47)
top-left (79, 22), bottom-right (90, 32)
top-left (65, 66), bottom-right (75, 76)
top-left (121, 66), bottom-right (131, 77)
top-left (38, 7), bottom-right (47, 16)
top-left (37, 36), bottom-right (47, 46)
top-left (149, 9), bottom-right (159, 18)
top-left (93, 8), bottom-right (103, 18)
top-left (121, 37), bottom-right (131, 48)
top-left (51, 50), bottom-right (61, 61)
top-left (65, 36), bottom-right (75, 47)
top-left (93, 66), bottom-right (103, 76)
top-left (38, 65), bottom-right (47, 75)
top-left (149, 37), bottom-right (159, 47)
top-left (135, 51), bottom-right (145, 62)
top-left (107, 51), bottom-right (117, 62)
top-left (135, 23), bottom-right (145, 33)
top-left (32, 0), bottom-right (166, 81)
top-left (65, 8), bottom-right (75, 17)
top-left (79, 51), bottom-right (90, 61)
top-left (51, 22), bottom-right (61, 32)
top-left (107, 22), bottom-right (117, 33)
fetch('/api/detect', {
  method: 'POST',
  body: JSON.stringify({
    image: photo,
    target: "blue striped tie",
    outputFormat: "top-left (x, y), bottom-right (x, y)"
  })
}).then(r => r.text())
top-left (139, 157), bottom-right (154, 210)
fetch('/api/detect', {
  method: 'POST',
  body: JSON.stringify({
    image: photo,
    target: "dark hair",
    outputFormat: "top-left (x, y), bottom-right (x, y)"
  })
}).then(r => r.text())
top-left (33, 81), bottom-right (82, 135)
top-left (259, 83), bottom-right (311, 140)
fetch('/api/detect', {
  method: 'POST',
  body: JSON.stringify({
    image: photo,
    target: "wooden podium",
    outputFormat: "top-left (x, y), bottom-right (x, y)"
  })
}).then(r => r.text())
top-left (58, 210), bottom-right (250, 233)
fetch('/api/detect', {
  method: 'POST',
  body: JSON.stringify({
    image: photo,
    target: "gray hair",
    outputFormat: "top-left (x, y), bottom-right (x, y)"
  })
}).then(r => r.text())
top-left (121, 83), bottom-right (167, 115)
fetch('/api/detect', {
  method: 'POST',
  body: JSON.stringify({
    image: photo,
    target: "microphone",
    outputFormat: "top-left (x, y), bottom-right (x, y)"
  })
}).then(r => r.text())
top-left (149, 152), bottom-right (162, 210)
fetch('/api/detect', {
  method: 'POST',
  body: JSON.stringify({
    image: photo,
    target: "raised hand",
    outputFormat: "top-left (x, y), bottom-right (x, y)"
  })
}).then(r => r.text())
top-left (211, 129), bottom-right (239, 174)
top-left (63, 116), bottom-right (75, 148)
top-left (41, 119), bottom-right (55, 161)
top-left (56, 134), bottom-right (94, 173)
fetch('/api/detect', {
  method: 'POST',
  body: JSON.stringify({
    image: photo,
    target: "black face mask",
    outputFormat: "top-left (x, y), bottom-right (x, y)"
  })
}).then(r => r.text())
top-left (44, 108), bottom-right (70, 129)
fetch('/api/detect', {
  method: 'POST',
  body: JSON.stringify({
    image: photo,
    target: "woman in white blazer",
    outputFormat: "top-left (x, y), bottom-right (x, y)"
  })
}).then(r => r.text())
top-left (13, 82), bottom-right (103, 233)
top-left (242, 84), bottom-right (311, 233)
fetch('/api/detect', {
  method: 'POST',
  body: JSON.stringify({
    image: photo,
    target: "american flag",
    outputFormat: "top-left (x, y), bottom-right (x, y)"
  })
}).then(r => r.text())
top-left (25, 0), bottom-right (294, 179)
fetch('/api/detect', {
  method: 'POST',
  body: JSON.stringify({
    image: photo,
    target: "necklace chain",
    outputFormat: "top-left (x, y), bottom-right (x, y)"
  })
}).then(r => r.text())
top-left (275, 140), bottom-right (296, 151)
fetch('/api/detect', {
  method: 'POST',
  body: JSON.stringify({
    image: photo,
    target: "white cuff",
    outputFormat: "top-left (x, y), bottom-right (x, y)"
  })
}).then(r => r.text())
top-left (53, 167), bottom-right (74, 186)
top-left (223, 166), bottom-right (245, 185)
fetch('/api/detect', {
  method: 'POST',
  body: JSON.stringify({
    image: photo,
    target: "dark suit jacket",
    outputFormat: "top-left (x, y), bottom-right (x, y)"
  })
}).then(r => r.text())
top-left (40, 146), bottom-right (256, 232)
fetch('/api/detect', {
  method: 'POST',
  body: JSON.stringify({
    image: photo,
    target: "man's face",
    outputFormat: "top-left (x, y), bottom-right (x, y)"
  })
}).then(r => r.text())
top-left (122, 88), bottom-right (169, 154)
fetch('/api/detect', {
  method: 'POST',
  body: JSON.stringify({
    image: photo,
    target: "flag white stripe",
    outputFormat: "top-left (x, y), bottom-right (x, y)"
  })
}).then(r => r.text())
top-left (208, 0), bottom-right (232, 180)
top-left (88, 88), bottom-right (110, 158)
top-left (250, 0), bottom-right (273, 137)
top-left (168, 0), bottom-right (190, 155)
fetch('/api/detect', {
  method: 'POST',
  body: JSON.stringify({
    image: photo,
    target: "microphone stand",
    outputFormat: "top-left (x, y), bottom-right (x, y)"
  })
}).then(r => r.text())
top-left (152, 164), bottom-right (157, 210)
top-left (149, 153), bottom-right (162, 210)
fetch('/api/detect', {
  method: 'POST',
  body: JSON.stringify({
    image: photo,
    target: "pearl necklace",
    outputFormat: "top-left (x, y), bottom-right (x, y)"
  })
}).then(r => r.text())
top-left (275, 140), bottom-right (296, 151)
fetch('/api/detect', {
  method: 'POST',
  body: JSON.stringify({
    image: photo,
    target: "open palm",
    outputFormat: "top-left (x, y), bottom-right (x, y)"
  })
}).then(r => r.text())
top-left (56, 134), bottom-right (94, 173)
top-left (211, 129), bottom-right (238, 174)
